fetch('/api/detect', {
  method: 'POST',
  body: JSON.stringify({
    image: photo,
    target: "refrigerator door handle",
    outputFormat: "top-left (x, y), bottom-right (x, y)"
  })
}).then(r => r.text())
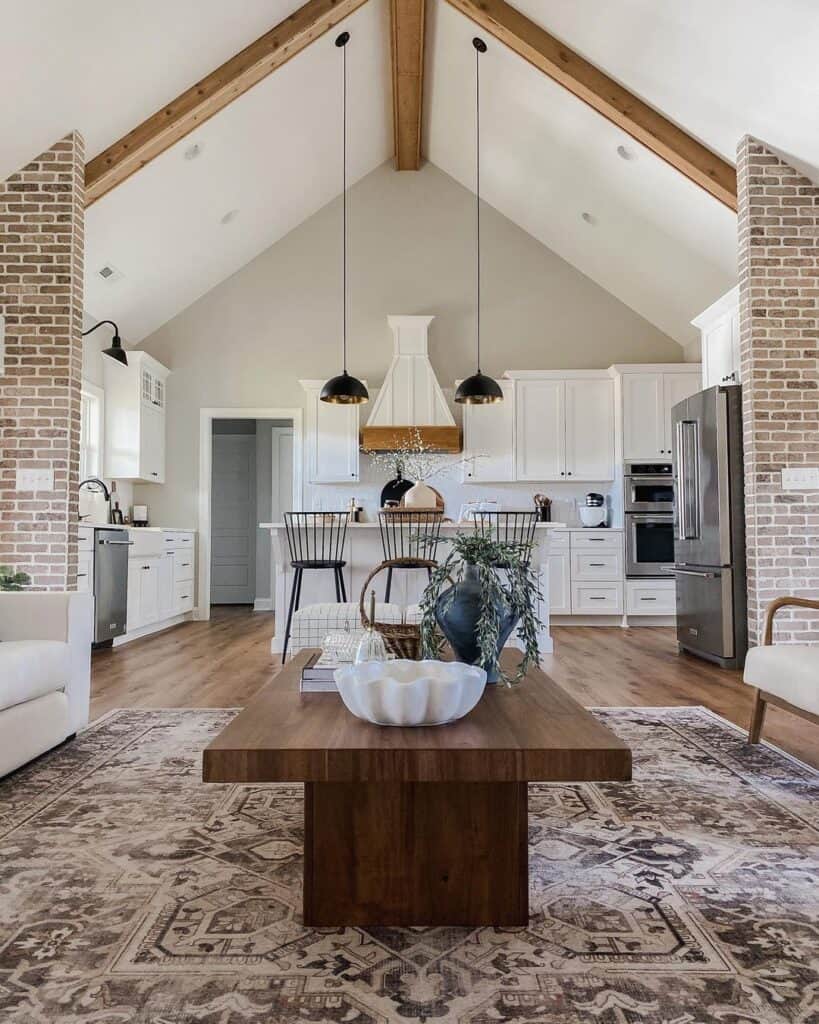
top-left (662, 566), bottom-right (719, 579)
top-left (676, 420), bottom-right (700, 541)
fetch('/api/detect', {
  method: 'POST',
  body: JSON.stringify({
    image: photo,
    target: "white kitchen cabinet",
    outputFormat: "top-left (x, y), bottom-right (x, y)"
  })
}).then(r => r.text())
top-left (514, 375), bottom-right (614, 482)
top-left (693, 287), bottom-right (740, 389)
top-left (662, 373), bottom-right (701, 451)
top-left (548, 551), bottom-right (571, 614)
top-left (515, 379), bottom-right (565, 481)
top-left (157, 550), bottom-right (175, 620)
top-left (621, 368), bottom-right (700, 459)
top-left (103, 351), bottom-right (170, 483)
top-left (572, 581), bottom-right (623, 615)
top-left (128, 557), bottom-right (159, 630)
top-left (626, 579), bottom-right (677, 616)
top-left (461, 378), bottom-right (515, 482)
top-left (300, 379), bottom-right (361, 483)
top-left (564, 379), bottom-right (615, 481)
top-left (123, 529), bottom-right (196, 641)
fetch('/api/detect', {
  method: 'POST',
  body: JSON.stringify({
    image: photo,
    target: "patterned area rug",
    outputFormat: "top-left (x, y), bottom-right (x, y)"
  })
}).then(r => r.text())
top-left (0, 708), bottom-right (817, 1023)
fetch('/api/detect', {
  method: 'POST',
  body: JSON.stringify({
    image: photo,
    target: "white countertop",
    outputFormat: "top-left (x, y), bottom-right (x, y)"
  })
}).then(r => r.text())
top-left (77, 523), bottom-right (196, 532)
top-left (260, 521), bottom-right (567, 530)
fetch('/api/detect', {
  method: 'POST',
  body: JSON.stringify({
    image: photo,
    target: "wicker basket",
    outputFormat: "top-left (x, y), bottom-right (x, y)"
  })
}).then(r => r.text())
top-left (359, 559), bottom-right (436, 660)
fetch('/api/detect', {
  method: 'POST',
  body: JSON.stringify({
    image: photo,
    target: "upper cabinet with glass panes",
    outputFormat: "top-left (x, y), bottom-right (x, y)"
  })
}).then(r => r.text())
top-left (141, 366), bottom-right (166, 410)
top-left (103, 351), bottom-right (170, 482)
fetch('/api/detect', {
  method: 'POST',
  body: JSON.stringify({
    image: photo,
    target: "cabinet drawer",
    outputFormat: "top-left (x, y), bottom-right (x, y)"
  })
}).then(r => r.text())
top-left (571, 582), bottom-right (623, 615)
top-left (173, 550), bottom-right (194, 582)
top-left (571, 551), bottom-right (622, 581)
top-left (165, 531), bottom-right (194, 548)
top-left (78, 527), bottom-right (94, 552)
top-left (174, 580), bottom-right (194, 613)
top-left (570, 530), bottom-right (621, 552)
top-left (626, 580), bottom-right (676, 616)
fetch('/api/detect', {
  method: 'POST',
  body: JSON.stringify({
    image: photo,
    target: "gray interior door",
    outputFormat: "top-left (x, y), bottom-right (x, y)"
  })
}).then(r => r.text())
top-left (211, 434), bottom-right (256, 604)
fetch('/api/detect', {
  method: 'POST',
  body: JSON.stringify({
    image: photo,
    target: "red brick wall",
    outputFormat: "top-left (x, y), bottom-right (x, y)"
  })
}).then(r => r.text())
top-left (737, 135), bottom-right (819, 645)
top-left (0, 132), bottom-right (85, 590)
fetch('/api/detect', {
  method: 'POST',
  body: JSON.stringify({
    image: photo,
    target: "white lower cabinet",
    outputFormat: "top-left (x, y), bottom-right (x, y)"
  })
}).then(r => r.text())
top-left (572, 582), bottom-right (623, 615)
top-left (128, 558), bottom-right (160, 630)
top-left (547, 532), bottom-right (571, 615)
top-left (626, 579), bottom-right (676, 616)
top-left (124, 529), bottom-right (196, 640)
top-left (550, 530), bottom-right (624, 617)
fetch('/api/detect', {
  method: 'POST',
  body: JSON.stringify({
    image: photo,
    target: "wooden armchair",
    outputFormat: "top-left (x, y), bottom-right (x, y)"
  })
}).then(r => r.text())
top-left (744, 596), bottom-right (819, 743)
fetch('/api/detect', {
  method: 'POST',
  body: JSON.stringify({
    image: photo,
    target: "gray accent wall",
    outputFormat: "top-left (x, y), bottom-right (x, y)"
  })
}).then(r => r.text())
top-left (135, 161), bottom-right (684, 529)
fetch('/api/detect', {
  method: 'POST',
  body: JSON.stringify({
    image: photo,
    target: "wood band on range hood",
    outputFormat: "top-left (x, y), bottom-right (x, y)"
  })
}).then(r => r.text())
top-left (360, 425), bottom-right (462, 453)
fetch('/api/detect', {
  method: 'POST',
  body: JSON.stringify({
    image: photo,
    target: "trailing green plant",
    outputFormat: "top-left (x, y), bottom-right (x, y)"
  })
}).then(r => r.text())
top-left (0, 566), bottom-right (31, 592)
top-left (418, 532), bottom-right (542, 686)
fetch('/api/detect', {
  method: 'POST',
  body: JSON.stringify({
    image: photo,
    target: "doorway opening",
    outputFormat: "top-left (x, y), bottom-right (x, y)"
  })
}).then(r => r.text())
top-left (199, 408), bottom-right (302, 619)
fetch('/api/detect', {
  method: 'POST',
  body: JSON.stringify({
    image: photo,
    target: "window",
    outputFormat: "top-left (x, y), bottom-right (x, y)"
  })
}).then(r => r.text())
top-left (80, 381), bottom-right (104, 479)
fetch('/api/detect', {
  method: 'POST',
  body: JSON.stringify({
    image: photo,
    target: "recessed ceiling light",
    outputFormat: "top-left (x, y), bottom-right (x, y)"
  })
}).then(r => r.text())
top-left (220, 209), bottom-right (240, 225)
top-left (581, 211), bottom-right (597, 225)
top-left (616, 144), bottom-right (634, 161)
top-left (184, 142), bottom-right (203, 161)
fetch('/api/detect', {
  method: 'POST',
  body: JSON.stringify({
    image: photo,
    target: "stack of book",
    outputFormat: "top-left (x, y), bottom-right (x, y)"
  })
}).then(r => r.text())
top-left (300, 652), bottom-right (343, 693)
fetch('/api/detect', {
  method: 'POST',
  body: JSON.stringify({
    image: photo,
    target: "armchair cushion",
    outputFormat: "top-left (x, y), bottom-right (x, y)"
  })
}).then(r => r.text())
top-left (743, 645), bottom-right (819, 717)
top-left (0, 641), bottom-right (70, 713)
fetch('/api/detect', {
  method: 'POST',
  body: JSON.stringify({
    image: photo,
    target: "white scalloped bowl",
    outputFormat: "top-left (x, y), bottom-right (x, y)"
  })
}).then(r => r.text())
top-left (333, 659), bottom-right (487, 727)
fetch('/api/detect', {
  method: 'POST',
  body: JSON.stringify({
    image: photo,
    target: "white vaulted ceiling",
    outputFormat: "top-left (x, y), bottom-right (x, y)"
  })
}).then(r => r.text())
top-left (424, 0), bottom-right (738, 347)
top-left (4, 0), bottom-right (816, 346)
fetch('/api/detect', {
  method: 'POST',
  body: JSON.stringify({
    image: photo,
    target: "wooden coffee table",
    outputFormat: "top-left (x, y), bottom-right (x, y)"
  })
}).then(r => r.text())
top-left (203, 649), bottom-right (631, 927)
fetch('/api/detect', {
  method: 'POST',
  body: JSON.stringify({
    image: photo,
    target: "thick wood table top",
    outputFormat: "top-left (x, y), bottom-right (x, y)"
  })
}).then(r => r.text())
top-left (203, 649), bottom-right (631, 784)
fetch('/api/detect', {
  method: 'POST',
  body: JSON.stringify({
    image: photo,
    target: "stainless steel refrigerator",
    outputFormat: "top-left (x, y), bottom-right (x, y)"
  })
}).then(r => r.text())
top-left (668, 385), bottom-right (747, 668)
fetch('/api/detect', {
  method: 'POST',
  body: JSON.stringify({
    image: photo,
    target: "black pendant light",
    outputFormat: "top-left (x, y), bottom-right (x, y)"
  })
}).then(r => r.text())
top-left (320, 31), bottom-right (369, 405)
top-left (455, 37), bottom-right (503, 405)
top-left (81, 319), bottom-right (128, 366)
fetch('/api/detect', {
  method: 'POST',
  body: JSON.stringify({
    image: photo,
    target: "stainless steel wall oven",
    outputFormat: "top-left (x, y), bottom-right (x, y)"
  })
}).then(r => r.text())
top-left (623, 462), bottom-right (675, 576)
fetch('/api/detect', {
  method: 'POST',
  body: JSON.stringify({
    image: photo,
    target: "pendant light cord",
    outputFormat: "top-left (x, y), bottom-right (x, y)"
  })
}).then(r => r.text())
top-left (342, 38), bottom-right (348, 374)
top-left (475, 42), bottom-right (481, 374)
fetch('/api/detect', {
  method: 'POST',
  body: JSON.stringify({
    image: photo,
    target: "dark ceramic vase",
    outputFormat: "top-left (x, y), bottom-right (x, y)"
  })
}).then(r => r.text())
top-left (434, 563), bottom-right (518, 684)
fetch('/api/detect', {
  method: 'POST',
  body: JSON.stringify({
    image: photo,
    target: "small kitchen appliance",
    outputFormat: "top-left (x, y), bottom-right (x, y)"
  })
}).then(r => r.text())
top-left (132, 504), bottom-right (149, 528)
top-left (578, 492), bottom-right (607, 528)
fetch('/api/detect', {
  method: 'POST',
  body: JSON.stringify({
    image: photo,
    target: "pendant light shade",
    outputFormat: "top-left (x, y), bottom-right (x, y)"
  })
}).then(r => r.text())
top-left (455, 370), bottom-right (503, 404)
top-left (455, 37), bottom-right (503, 406)
top-left (81, 320), bottom-right (128, 367)
top-left (320, 370), bottom-right (369, 404)
top-left (320, 31), bottom-right (368, 405)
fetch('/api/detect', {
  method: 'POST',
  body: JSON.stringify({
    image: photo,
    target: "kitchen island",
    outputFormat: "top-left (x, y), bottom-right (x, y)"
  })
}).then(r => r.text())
top-left (259, 520), bottom-right (565, 655)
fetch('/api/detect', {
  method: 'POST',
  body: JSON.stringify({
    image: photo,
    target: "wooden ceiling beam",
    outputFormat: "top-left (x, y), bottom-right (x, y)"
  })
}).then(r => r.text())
top-left (390, 0), bottom-right (426, 170)
top-left (444, 0), bottom-right (737, 211)
top-left (85, 0), bottom-right (370, 206)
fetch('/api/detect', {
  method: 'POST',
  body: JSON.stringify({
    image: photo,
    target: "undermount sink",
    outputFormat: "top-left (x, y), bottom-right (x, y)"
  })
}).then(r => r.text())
top-left (334, 659), bottom-right (487, 727)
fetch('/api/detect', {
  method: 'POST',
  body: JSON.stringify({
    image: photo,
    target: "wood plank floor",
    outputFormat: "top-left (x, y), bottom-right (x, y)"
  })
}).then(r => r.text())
top-left (90, 606), bottom-right (818, 769)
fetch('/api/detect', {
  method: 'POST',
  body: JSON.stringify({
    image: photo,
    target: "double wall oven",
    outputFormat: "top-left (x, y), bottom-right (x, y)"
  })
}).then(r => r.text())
top-left (623, 462), bottom-right (675, 577)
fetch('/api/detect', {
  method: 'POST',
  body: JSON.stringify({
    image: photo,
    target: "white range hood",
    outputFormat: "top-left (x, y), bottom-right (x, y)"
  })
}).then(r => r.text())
top-left (361, 315), bottom-right (461, 452)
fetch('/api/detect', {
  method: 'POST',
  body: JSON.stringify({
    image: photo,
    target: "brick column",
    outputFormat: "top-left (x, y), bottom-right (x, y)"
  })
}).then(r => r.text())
top-left (0, 132), bottom-right (85, 590)
top-left (737, 135), bottom-right (819, 645)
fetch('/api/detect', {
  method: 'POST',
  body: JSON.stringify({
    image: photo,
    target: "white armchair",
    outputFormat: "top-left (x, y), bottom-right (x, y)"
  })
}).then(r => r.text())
top-left (744, 596), bottom-right (819, 743)
top-left (0, 591), bottom-right (93, 777)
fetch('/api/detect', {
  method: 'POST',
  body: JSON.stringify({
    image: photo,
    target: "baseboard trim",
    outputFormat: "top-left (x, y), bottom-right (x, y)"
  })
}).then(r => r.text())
top-left (254, 598), bottom-right (274, 612)
top-left (113, 613), bottom-right (194, 646)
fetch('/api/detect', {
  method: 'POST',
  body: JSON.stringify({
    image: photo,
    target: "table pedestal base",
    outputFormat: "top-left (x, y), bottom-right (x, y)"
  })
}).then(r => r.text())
top-left (303, 780), bottom-right (528, 927)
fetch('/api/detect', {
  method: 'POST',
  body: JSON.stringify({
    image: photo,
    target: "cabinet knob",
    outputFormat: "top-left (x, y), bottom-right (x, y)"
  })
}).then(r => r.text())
top-left (567, 471), bottom-right (572, 476)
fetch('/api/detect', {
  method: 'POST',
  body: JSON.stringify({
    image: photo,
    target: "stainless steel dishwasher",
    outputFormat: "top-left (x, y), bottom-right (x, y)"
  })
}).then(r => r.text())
top-left (93, 528), bottom-right (131, 645)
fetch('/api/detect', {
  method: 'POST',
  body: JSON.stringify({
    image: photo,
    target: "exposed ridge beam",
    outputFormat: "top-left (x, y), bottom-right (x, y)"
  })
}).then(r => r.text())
top-left (444, 0), bottom-right (737, 211)
top-left (85, 0), bottom-right (370, 206)
top-left (390, 0), bottom-right (426, 169)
